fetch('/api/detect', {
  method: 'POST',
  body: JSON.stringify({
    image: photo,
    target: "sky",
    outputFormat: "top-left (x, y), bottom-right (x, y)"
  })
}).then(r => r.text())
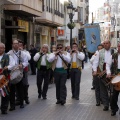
top-left (89, 0), bottom-right (105, 12)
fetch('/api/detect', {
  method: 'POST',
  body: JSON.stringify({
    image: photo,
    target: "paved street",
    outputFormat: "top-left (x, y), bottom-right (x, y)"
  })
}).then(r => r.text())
top-left (0, 63), bottom-right (119, 120)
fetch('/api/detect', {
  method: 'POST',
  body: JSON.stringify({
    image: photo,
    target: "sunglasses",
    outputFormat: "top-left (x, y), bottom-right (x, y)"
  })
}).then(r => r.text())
top-left (57, 47), bottom-right (62, 49)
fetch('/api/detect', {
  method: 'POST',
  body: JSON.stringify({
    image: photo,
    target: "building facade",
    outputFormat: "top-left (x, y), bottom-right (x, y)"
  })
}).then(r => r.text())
top-left (0, 0), bottom-right (42, 52)
top-left (57, 0), bottom-right (89, 47)
top-left (0, 0), bottom-right (65, 51)
top-left (35, 0), bottom-right (64, 50)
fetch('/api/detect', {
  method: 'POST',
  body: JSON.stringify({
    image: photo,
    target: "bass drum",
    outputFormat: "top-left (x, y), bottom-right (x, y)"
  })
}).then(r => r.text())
top-left (111, 75), bottom-right (120, 91)
top-left (10, 69), bottom-right (23, 84)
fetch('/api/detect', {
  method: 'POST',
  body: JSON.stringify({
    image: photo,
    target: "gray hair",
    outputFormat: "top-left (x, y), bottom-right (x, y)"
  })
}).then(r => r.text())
top-left (0, 43), bottom-right (5, 48)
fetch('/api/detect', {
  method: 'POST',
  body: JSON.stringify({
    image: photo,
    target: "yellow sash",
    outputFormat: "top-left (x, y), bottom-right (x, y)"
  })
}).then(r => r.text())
top-left (71, 62), bottom-right (77, 68)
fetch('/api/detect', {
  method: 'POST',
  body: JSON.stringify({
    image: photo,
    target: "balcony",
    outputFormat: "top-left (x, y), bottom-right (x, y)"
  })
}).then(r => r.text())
top-left (36, 11), bottom-right (53, 24)
top-left (36, 11), bottom-right (64, 27)
top-left (53, 15), bottom-right (64, 26)
top-left (3, 0), bottom-right (42, 17)
top-left (4, 0), bottom-right (15, 4)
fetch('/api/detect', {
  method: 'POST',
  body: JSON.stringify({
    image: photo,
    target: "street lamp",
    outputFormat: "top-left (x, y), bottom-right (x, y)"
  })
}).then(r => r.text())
top-left (67, 2), bottom-right (75, 48)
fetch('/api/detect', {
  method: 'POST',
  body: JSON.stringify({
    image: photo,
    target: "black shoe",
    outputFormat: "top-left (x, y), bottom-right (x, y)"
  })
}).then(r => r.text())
top-left (91, 87), bottom-right (95, 90)
top-left (15, 101), bottom-right (20, 106)
top-left (43, 97), bottom-right (47, 100)
top-left (111, 111), bottom-right (116, 116)
top-left (31, 73), bottom-right (36, 75)
top-left (25, 99), bottom-right (30, 104)
top-left (103, 106), bottom-right (109, 111)
top-left (96, 102), bottom-right (100, 106)
top-left (75, 97), bottom-right (79, 100)
top-left (61, 101), bottom-right (66, 105)
top-left (72, 96), bottom-right (75, 99)
top-left (1, 111), bottom-right (7, 114)
top-left (9, 107), bottom-right (15, 111)
top-left (38, 94), bottom-right (41, 99)
top-left (20, 104), bottom-right (24, 108)
top-left (56, 101), bottom-right (61, 104)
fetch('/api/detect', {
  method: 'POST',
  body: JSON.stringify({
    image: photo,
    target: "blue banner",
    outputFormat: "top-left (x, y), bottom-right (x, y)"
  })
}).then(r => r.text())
top-left (84, 24), bottom-right (101, 53)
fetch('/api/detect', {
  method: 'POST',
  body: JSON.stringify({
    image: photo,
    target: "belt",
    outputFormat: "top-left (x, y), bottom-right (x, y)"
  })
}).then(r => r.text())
top-left (39, 66), bottom-right (47, 71)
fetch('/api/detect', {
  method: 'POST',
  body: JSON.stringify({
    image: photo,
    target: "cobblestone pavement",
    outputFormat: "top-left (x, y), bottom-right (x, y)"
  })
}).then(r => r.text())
top-left (0, 63), bottom-right (119, 120)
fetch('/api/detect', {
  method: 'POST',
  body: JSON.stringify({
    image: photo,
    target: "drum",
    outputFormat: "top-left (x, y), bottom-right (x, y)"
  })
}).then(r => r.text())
top-left (111, 75), bottom-right (120, 91)
top-left (10, 67), bottom-right (23, 84)
top-left (0, 75), bottom-right (8, 89)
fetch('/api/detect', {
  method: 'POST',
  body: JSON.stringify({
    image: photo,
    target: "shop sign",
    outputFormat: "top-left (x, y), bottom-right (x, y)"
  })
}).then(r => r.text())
top-left (57, 29), bottom-right (64, 36)
top-left (18, 20), bottom-right (29, 32)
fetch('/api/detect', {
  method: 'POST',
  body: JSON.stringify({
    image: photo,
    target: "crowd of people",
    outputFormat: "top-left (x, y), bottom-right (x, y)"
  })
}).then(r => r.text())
top-left (0, 39), bottom-right (119, 117)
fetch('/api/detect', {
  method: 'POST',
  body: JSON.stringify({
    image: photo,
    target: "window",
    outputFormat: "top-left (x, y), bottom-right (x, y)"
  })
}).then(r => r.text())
top-left (78, 7), bottom-right (83, 22)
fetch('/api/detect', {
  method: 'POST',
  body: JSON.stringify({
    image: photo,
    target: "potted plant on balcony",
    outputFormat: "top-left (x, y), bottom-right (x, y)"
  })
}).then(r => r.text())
top-left (67, 22), bottom-right (75, 29)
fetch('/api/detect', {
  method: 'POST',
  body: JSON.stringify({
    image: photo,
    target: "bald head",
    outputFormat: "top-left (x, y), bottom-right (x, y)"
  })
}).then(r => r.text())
top-left (12, 39), bottom-right (19, 51)
top-left (104, 40), bottom-right (111, 50)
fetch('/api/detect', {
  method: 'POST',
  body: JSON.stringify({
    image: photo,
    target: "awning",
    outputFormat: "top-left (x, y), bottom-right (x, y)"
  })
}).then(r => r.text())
top-left (3, 26), bottom-right (25, 29)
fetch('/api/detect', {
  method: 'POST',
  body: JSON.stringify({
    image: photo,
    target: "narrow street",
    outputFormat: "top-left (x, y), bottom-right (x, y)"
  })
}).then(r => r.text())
top-left (0, 63), bottom-right (119, 120)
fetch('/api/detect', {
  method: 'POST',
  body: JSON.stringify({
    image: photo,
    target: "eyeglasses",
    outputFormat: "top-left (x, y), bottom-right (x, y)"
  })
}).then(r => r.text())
top-left (57, 47), bottom-right (62, 49)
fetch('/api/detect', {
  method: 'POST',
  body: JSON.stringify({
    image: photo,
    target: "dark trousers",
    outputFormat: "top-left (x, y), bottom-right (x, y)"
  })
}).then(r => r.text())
top-left (94, 76), bottom-right (100, 103)
top-left (37, 69), bottom-right (49, 97)
top-left (16, 71), bottom-right (29, 101)
top-left (10, 80), bottom-right (24, 108)
top-left (30, 61), bottom-right (36, 74)
top-left (99, 78), bottom-right (109, 107)
top-left (110, 88), bottom-right (119, 111)
top-left (54, 72), bottom-right (67, 102)
top-left (1, 95), bottom-right (9, 112)
top-left (70, 68), bottom-right (81, 98)
top-left (23, 71), bottom-right (29, 101)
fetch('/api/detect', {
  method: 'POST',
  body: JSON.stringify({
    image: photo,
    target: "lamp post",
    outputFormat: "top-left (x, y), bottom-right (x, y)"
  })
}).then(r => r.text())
top-left (67, 2), bottom-right (75, 48)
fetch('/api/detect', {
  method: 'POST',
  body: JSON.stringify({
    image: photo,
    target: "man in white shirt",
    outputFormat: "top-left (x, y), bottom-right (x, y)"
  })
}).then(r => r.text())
top-left (34, 44), bottom-right (51, 99)
top-left (0, 43), bottom-right (15, 114)
top-left (91, 44), bottom-right (103, 106)
top-left (47, 44), bottom-right (71, 105)
top-left (70, 43), bottom-right (85, 100)
top-left (93, 40), bottom-right (112, 111)
top-left (18, 40), bottom-right (31, 104)
top-left (7, 40), bottom-right (28, 110)
top-left (106, 43), bottom-right (120, 116)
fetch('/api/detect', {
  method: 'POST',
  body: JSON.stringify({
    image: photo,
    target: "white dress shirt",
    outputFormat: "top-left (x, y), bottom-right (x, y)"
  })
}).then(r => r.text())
top-left (0, 54), bottom-right (15, 70)
top-left (72, 52), bottom-right (85, 62)
top-left (23, 50), bottom-right (31, 61)
top-left (41, 55), bottom-right (47, 66)
top-left (92, 49), bottom-right (111, 72)
top-left (34, 53), bottom-right (48, 66)
top-left (90, 51), bottom-right (98, 65)
top-left (7, 50), bottom-right (28, 68)
top-left (47, 52), bottom-right (71, 68)
top-left (106, 53), bottom-right (120, 74)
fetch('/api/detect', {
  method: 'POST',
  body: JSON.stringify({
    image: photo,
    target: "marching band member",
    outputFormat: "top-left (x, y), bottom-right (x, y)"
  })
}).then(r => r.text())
top-left (0, 43), bottom-right (15, 114)
top-left (47, 44), bottom-right (71, 105)
top-left (34, 44), bottom-right (51, 99)
top-left (91, 44), bottom-right (103, 106)
top-left (70, 43), bottom-right (85, 100)
top-left (18, 40), bottom-right (31, 104)
top-left (106, 43), bottom-right (120, 116)
top-left (93, 40), bottom-right (112, 111)
top-left (7, 40), bottom-right (28, 111)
